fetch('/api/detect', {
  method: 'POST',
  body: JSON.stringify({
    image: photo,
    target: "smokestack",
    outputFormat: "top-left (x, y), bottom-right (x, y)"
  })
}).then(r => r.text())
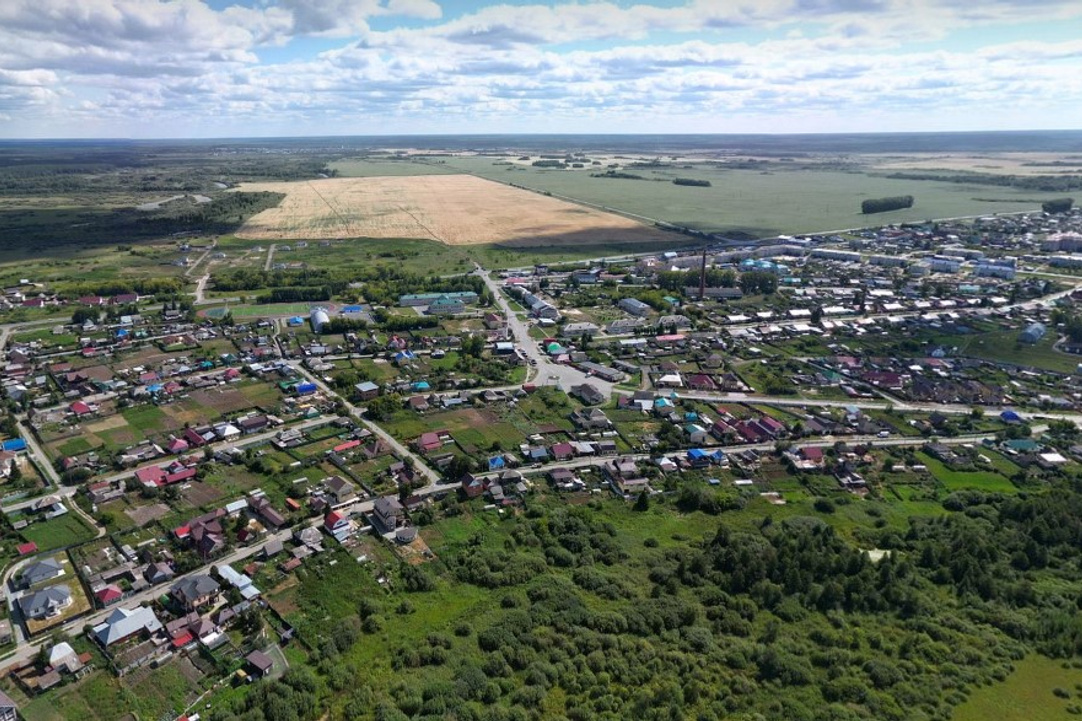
top-left (699, 246), bottom-right (707, 301)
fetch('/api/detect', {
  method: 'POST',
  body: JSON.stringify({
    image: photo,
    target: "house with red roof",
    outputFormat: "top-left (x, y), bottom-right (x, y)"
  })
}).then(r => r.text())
top-left (324, 510), bottom-right (346, 532)
top-left (550, 442), bottom-right (574, 462)
top-left (333, 439), bottom-right (361, 453)
top-left (17, 542), bottom-right (37, 556)
top-left (69, 401), bottom-right (95, 417)
top-left (167, 438), bottom-right (190, 455)
top-left (461, 473), bottom-right (487, 499)
top-left (134, 466), bottom-right (166, 488)
top-left (734, 420), bottom-right (767, 443)
top-left (324, 510), bottom-right (353, 543)
top-left (163, 468), bottom-right (197, 485)
top-left (414, 431), bottom-right (446, 453)
top-left (686, 374), bottom-right (717, 392)
top-left (95, 585), bottom-right (123, 606)
top-left (183, 427), bottom-right (212, 447)
top-left (711, 419), bottom-right (735, 440)
top-left (758, 416), bottom-right (787, 437)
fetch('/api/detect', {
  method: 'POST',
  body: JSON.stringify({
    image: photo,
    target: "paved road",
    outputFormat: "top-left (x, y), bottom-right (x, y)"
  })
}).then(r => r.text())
top-left (477, 430), bottom-right (1006, 480)
top-left (671, 390), bottom-right (1082, 426)
top-left (476, 266), bottom-right (616, 397)
top-left (3, 415), bottom-right (337, 514)
top-left (288, 363), bottom-right (441, 485)
top-left (0, 477), bottom-right (460, 668)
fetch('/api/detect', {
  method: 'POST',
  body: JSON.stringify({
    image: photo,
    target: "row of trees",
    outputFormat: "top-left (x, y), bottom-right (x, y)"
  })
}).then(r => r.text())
top-left (1043, 197), bottom-right (1075, 213)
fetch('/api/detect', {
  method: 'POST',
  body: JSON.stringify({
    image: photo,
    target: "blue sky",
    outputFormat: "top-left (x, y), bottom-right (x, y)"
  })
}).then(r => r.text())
top-left (0, 0), bottom-right (1080, 138)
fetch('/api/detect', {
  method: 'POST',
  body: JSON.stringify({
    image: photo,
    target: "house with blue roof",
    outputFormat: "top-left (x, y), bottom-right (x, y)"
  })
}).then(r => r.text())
top-left (2, 439), bottom-right (26, 453)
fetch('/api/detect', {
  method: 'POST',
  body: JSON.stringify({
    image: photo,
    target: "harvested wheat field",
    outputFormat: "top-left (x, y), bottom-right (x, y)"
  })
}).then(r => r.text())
top-left (235, 175), bottom-right (676, 246)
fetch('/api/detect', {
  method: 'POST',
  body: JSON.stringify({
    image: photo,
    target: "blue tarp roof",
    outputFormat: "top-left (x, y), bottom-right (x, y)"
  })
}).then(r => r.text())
top-left (413, 381), bottom-right (431, 391)
top-left (296, 382), bottom-right (318, 394)
top-left (1000, 410), bottom-right (1022, 422)
top-left (116, 328), bottom-right (128, 337)
top-left (147, 383), bottom-right (163, 393)
top-left (687, 448), bottom-right (709, 459)
top-left (488, 457), bottom-right (506, 470)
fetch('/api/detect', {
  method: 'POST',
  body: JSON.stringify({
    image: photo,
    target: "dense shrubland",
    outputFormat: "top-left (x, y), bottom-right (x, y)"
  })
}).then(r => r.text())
top-left (209, 486), bottom-right (1082, 721)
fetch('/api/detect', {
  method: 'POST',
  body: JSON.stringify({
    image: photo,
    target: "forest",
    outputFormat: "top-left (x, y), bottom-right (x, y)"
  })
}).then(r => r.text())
top-left (206, 482), bottom-right (1082, 721)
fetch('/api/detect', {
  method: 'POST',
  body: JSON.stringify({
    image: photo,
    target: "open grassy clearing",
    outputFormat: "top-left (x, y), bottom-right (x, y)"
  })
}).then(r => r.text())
top-left (953, 655), bottom-right (1082, 721)
top-left (19, 671), bottom-right (135, 721)
top-left (234, 175), bottom-right (679, 246)
top-left (201, 302), bottom-right (333, 319)
top-left (951, 328), bottom-right (1080, 374)
top-left (19, 512), bottom-right (97, 550)
top-left (915, 451), bottom-right (1019, 493)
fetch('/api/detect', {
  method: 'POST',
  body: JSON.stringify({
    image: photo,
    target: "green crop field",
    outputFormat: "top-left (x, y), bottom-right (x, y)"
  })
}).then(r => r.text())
top-left (331, 155), bottom-right (1068, 238)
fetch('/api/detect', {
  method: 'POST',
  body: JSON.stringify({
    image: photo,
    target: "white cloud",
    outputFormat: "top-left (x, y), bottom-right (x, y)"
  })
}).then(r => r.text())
top-left (1, 0), bottom-right (1082, 135)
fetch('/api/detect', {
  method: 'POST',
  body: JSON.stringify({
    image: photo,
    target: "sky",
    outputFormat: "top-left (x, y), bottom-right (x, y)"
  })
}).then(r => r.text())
top-left (0, 0), bottom-right (1081, 138)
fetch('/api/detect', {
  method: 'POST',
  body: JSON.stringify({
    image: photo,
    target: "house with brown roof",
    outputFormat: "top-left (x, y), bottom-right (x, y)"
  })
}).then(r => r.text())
top-left (324, 475), bottom-right (357, 506)
top-left (248, 496), bottom-right (287, 529)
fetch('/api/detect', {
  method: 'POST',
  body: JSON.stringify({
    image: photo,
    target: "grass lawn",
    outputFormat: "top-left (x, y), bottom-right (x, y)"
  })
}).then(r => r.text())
top-left (122, 657), bottom-right (204, 720)
top-left (953, 329), bottom-right (1080, 374)
top-left (20, 512), bottom-right (96, 550)
top-left (121, 404), bottom-right (170, 432)
top-left (916, 452), bottom-right (1019, 493)
top-left (56, 437), bottom-right (94, 456)
top-left (238, 381), bottom-right (282, 408)
top-left (953, 655), bottom-right (1082, 721)
top-left (21, 671), bottom-right (135, 721)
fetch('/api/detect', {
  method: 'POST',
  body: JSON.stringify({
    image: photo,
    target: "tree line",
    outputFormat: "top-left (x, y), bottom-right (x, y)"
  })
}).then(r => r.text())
top-left (862, 196), bottom-right (914, 214)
